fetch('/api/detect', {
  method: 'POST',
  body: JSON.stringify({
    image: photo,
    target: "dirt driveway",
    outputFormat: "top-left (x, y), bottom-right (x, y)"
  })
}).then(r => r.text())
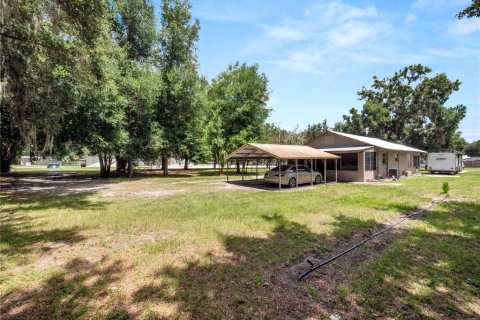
top-left (0, 170), bottom-right (281, 201)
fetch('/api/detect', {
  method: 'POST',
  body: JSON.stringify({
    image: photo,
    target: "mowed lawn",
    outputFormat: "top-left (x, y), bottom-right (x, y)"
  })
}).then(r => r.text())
top-left (1, 168), bottom-right (479, 319)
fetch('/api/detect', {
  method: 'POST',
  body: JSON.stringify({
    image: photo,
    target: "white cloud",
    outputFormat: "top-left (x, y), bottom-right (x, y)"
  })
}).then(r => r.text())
top-left (412, 0), bottom-right (436, 9)
top-left (449, 19), bottom-right (480, 35)
top-left (263, 25), bottom-right (307, 41)
top-left (243, 1), bottom-right (390, 74)
top-left (404, 13), bottom-right (417, 23)
top-left (193, 0), bottom-right (264, 23)
top-left (411, 0), bottom-right (451, 10)
top-left (326, 21), bottom-right (384, 49)
top-left (314, 1), bottom-right (378, 22)
top-left (411, 0), bottom-right (471, 12)
top-left (274, 46), bottom-right (325, 74)
top-left (242, 0), bottom-right (477, 76)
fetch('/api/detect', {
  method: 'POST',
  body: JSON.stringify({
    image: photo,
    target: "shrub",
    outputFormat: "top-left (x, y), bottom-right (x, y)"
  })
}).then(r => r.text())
top-left (442, 182), bottom-right (450, 194)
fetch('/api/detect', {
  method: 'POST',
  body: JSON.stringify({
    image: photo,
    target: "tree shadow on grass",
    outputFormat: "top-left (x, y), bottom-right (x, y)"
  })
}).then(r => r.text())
top-left (131, 201), bottom-right (480, 319)
top-left (423, 200), bottom-right (480, 237)
top-left (1, 191), bottom-right (107, 214)
top-left (373, 202), bottom-right (419, 214)
top-left (329, 200), bottom-right (480, 319)
top-left (0, 257), bottom-right (127, 320)
top-left (0, 212), bottom-right (86, 267)
top-left (132, 213), bottom-right (380, 319)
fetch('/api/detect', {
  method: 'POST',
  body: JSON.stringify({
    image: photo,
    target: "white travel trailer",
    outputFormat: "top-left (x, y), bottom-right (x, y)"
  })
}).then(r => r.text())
top-left (427, 152), bottom-right (463, 174)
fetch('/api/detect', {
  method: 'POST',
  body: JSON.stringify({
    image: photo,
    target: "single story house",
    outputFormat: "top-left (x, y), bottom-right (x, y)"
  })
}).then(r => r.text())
top-left (307, 131), bottom-right (426, 182)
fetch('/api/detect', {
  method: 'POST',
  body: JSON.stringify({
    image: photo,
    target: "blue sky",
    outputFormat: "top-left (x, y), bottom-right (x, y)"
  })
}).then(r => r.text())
top-left (156, 0), bottom-right (480, 142)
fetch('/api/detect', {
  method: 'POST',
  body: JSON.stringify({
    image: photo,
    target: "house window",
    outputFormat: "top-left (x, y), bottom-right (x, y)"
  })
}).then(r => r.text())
top-left (407, 153), bottom-right (412, 167)
top-left (395, 153), bottom-right (399, 162)
top-left (365, 152), bottom-right (376, 171)
top-left (341, 153), bottom-right (358, 171)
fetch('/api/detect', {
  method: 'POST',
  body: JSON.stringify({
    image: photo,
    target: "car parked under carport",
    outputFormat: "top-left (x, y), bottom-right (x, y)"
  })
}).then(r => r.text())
top-left (264, 165), bottom-right (323, 187)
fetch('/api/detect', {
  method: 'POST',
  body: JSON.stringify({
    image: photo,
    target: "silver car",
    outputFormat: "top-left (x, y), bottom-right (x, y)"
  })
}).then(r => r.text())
top-left (264, 165), bottom-right (323, 188)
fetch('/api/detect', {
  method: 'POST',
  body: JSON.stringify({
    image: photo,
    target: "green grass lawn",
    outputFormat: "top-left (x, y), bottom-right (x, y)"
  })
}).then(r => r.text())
top-left (1, 168), bottom-right (479, 319)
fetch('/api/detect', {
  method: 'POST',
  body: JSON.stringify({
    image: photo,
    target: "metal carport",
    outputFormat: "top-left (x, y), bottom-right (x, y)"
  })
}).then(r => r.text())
top-left (225, 143), bottom-right (340, 190)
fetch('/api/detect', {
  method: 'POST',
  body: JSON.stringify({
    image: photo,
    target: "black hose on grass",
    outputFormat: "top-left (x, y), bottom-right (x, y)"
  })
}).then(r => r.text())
top-left (297, 195), bottom-right (448, 281)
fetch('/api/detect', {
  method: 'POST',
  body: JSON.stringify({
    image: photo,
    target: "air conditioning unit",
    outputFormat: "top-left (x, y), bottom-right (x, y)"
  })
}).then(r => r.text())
top-left (388, 168), bottom-right (401, 179)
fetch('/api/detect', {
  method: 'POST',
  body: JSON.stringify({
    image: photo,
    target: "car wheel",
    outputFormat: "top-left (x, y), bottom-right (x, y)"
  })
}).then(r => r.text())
top-left (289, 178), bottom-right (296, 188)
top-left (315, 175), bottom-right (322, 184)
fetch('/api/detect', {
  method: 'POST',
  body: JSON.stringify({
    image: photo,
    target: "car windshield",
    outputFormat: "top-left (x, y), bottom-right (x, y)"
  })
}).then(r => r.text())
top-left (270, 165), bottom-right (291, 172)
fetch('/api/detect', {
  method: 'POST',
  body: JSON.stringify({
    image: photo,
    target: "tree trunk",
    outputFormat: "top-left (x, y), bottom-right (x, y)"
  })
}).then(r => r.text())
top-left (99, 154), bottom-right (106, 178)
top-left (184, 156), bottom-right (189, 170)
top-left (161, 156), bottom-right (165, 170)
top-left (1, 142), bottom-right (15, 173)
top-left (116, 156), bottom-right (127, 173)
top-left (127, 160), bottom-right (133, 177)
top-left (213, 159), bottom-right (217, 170)
top-left (106, 155), bottom-right (112, 174)
top-left (99, 154), bottom-right (111, 178)
top-left (236, 160), bottom-right (240, 174)
top-left (0, 157), bottom-right (12, 173)
top-left (162, 150), bottom-right (169, 176)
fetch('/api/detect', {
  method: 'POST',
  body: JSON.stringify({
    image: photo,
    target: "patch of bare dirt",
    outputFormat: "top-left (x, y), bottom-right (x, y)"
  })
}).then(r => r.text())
top-left (101, 188), bottom-right (186, 198)
top-left (0, 172), bottom-right (106, 199)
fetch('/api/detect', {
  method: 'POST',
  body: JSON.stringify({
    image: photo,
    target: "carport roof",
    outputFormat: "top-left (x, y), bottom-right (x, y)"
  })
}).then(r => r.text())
top-left (317, 146), bottom-right (374, 153)
top-left (310, 131), bottom-right (427, 153)
top-left (226, 143), bottom-right (340, 160)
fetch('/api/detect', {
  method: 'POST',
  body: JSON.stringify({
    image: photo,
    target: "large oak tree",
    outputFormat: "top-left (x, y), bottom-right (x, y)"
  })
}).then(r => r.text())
top-left (336, 65), bottom-right (467, 151)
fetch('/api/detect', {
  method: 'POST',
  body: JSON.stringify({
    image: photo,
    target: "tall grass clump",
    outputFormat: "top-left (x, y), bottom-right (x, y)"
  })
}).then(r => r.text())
top-left (442, 182), bottom-right (450, 194)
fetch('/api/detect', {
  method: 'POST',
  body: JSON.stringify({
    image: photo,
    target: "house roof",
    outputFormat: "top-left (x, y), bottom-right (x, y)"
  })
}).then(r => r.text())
top-left (317, 146), bottom-right (374, 153)
top-left (315, 131), bottom-right (427, 153)
top-left (226, 143), bottom-right (340, 160)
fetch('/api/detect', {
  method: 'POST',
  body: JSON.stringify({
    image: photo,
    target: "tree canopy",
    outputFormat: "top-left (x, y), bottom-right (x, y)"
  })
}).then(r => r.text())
top-left (0, 2), bottom-right (474, 175)
top-left (336, 65), bottom-right (467, 151)
top-left (1, 0), bottom-right (109, 171)
top-left (456, 0), bottom-right (480, 19)
top-left (465, 140), bottom-right (480, 156)
top-left (261, 120), bottom-right (330, 146)
top-left (0, 0), bottom-right (273, 175)
top-left (207, 62), bottom-right (270, 171)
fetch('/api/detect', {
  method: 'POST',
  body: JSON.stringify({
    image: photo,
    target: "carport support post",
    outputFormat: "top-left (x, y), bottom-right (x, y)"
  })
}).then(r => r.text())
top-left (256, 158), bottom-right (258, 180)
top-left (323, 159), bottom-right (326, 185)
top-left (241, 159), bottom-right (244, 181)
top-left (311, 159), bottom-right (313, 186)
top-left (295, 159), bottom-right (298, 187)
top-left (335, 159), bottom-right (338, 183)
top-left (278, 159), bottom-right (281, 191)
